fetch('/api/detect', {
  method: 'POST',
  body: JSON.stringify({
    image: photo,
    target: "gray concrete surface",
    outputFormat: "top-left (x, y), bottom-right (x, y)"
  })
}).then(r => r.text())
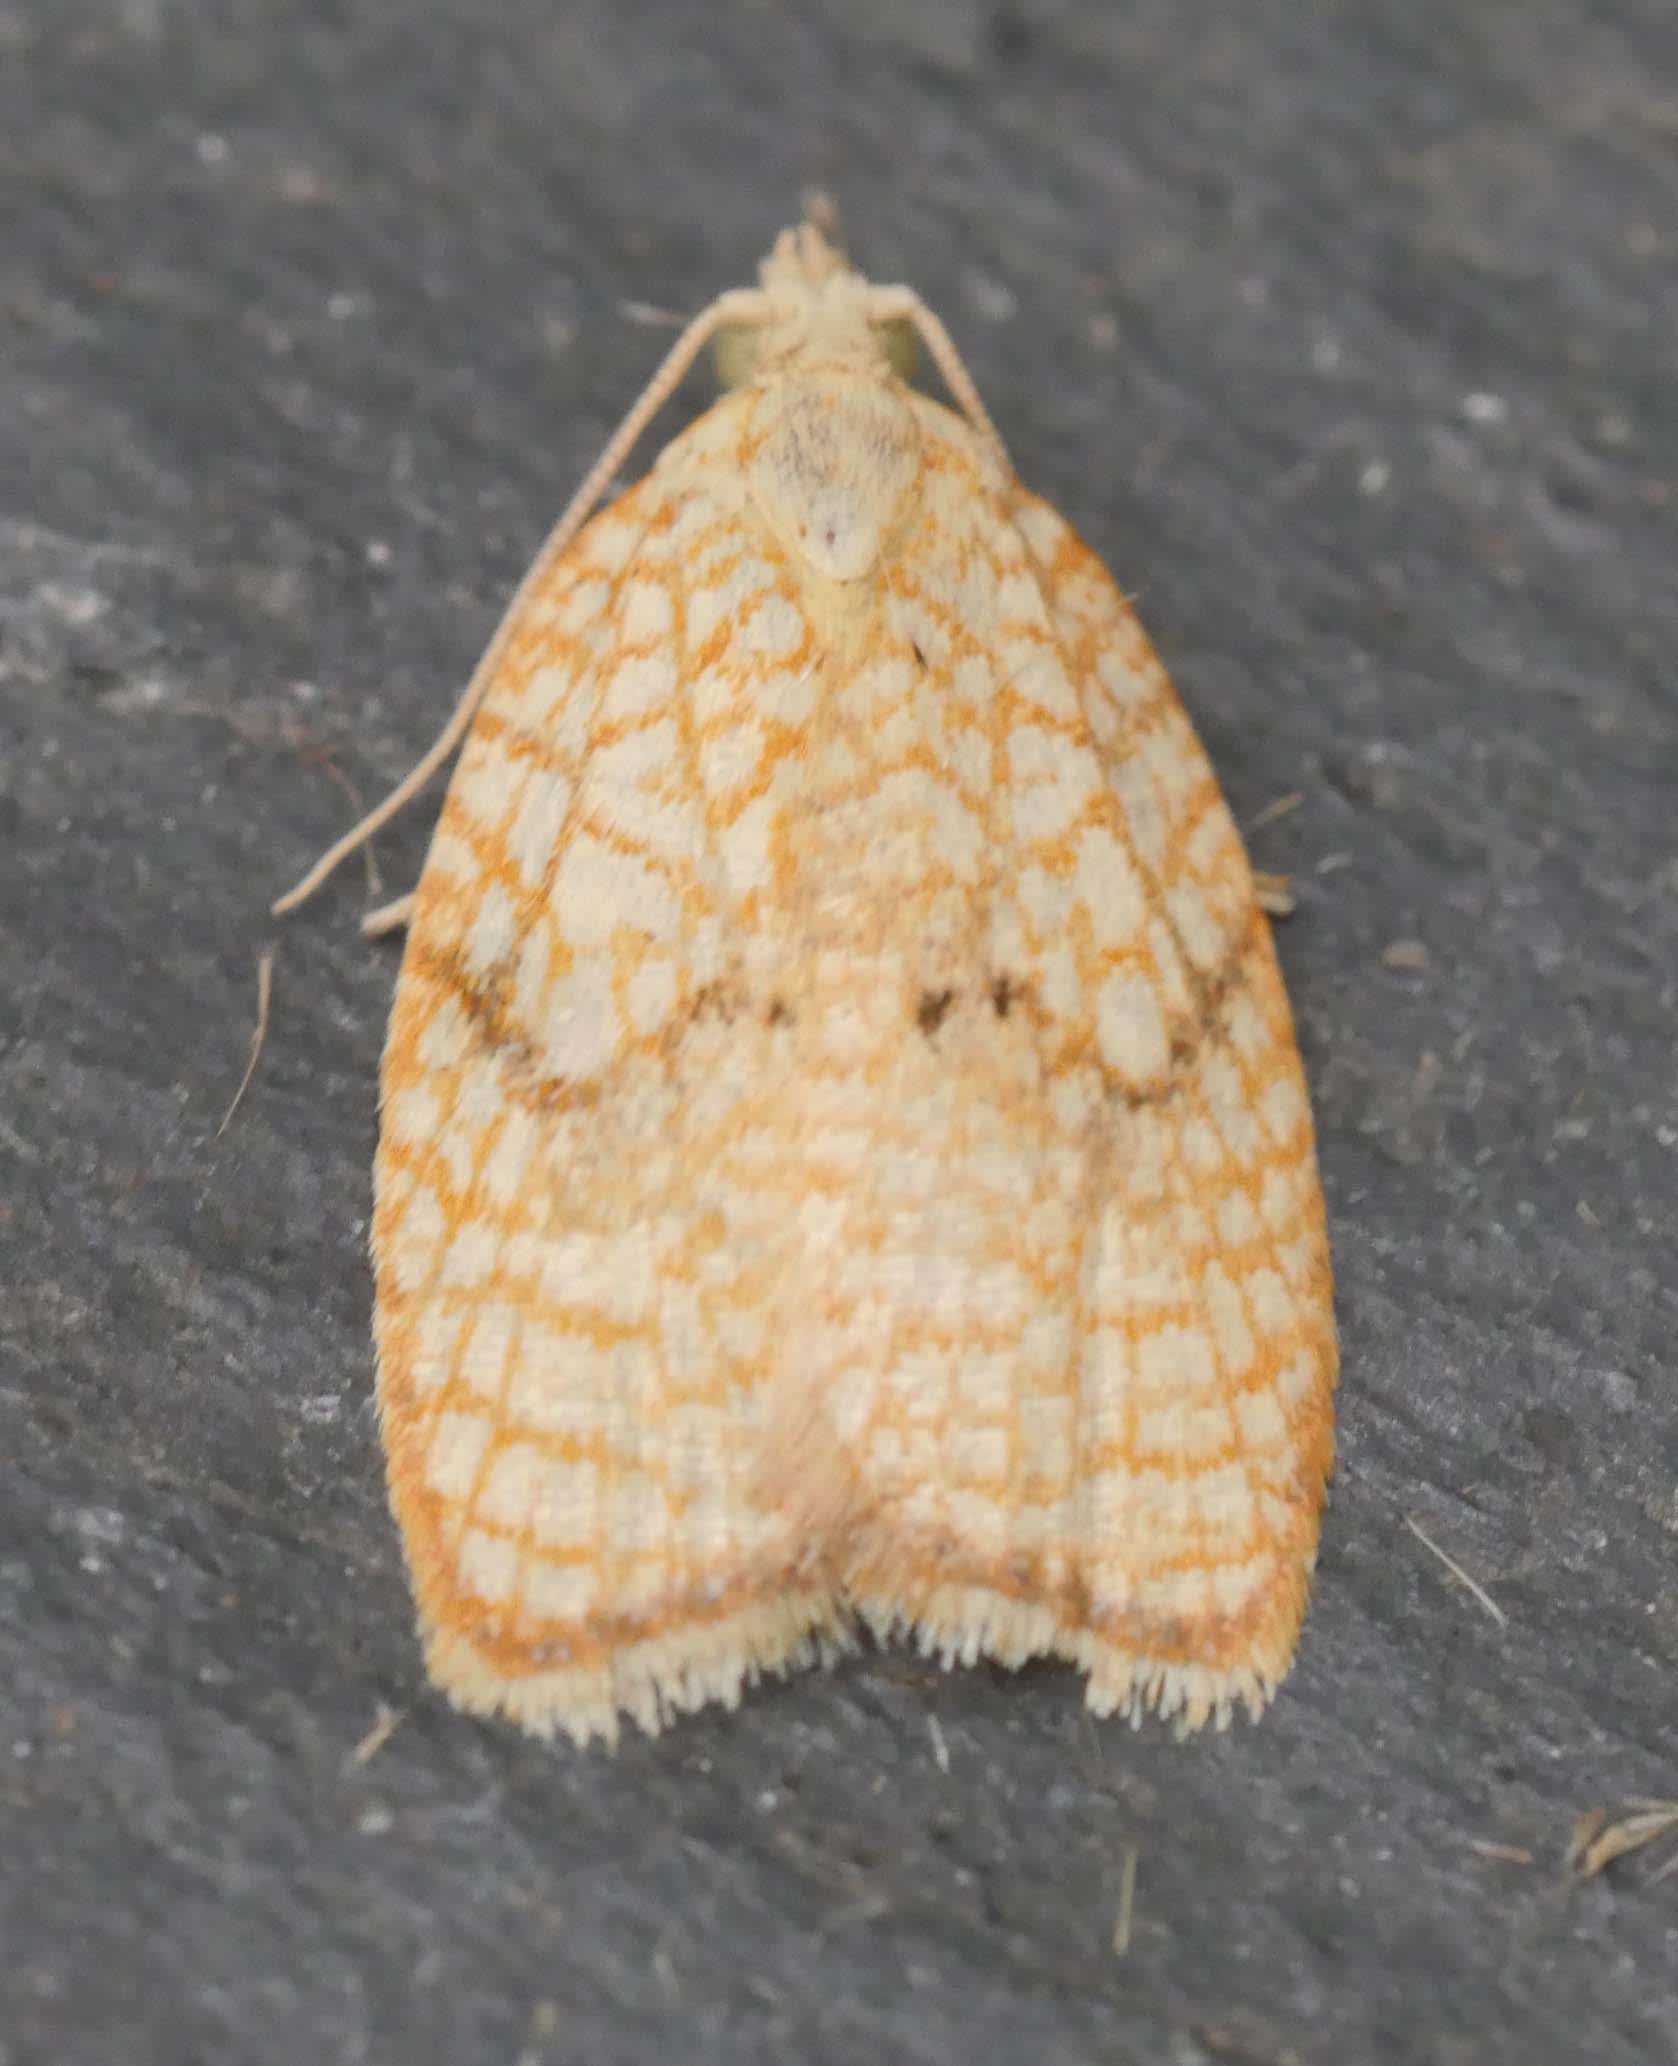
top-left (2, 3), bottom-right (1675, 2061)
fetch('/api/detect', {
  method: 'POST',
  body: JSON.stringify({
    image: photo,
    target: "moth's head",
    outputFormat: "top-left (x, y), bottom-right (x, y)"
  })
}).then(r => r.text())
top-left (713, 217), bottom-right (917, 391)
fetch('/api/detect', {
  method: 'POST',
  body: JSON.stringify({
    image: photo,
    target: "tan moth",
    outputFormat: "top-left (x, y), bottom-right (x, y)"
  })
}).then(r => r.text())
top-left (277, 216), bottom-right (1337, 1746)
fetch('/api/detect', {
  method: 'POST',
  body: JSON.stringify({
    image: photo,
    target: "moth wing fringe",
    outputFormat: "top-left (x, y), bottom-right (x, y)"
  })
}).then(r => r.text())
top-left (424, 1592), bottom-right (855, 1749)
top-left (857, 1586), bottom-right (1289, 1737)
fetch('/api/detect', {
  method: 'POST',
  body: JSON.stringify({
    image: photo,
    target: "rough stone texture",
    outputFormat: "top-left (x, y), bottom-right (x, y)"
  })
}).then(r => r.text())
top-left (3, 3), bottom-right (1675, 2062)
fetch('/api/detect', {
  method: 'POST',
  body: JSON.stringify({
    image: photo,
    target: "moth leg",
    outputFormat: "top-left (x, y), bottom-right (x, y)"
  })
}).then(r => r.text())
top-left (361, 890), bottom-right (417, 938)
top-left (1253, 870), bottom-right (1296, 919)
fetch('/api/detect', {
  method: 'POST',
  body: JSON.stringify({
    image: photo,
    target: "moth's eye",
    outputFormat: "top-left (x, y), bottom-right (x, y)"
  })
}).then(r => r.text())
top-left (714, 324), bottom-right (766, 391)
top-left (874, 316), bottom-right (917, 384)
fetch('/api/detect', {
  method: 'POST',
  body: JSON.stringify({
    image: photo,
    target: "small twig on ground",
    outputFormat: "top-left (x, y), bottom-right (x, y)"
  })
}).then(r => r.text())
top-left (818, 1892), bottom-right (893, 1935)
top-left (1648, 1846), bottom-right (1678, 1888)
top-left (926, 1712), bottom-right (950, 1774)
top-left (350, 1701), bottom-right (406, 1766)
top-left (1466, 1838), bottom-right (1534, 1865)
top-left (1569, 1802), bottom-right (1678, 1880)
top-left (619, 299), bottom-right (684, 328)
top-left (1566, 1808), bottom-right (1607, 1872)
top-left (1404, 1512), bottom-right (1508, 1627)
top-left (298, 743), bottom-right (383, 895)
top-left (1248, 790), bottom-right (1304, 832)
top-left (217, 948), bottom-right (275, 1138)
top-left (1112, 1846), bottom-right (1139, 1956)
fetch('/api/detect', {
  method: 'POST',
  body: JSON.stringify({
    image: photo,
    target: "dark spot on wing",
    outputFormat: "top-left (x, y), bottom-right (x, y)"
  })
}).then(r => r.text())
top-left (990, 975), bottom-right (1021, 1019)
top-left (689, 982), bottom-right (737, 1025)
top-left (1112, 908), bottom-right (1262, 1110)
top-left (917, 988), bottom-right (955, 1035)
top-left (408, 940), bottom-right (582, 1115)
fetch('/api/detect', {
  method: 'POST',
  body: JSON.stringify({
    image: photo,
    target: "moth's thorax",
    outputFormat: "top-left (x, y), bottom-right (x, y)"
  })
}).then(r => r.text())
top-left (717, 287), bottom-right (899, 395)
top-left (743, 364), bottom-right (922, 582)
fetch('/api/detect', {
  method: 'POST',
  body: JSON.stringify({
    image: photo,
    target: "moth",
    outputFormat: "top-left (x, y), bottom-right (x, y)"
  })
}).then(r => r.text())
top-left (277, 216), bottom-right (1336, 1746)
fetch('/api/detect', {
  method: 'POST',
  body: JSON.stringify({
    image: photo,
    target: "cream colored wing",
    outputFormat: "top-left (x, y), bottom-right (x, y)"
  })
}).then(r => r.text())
top-left (755, 402), bottom-right (1338, 1730)
top-left (372, 411), bottom-right (859, 1746)
top-left (1018, 485), bottom-right (1337, 1725)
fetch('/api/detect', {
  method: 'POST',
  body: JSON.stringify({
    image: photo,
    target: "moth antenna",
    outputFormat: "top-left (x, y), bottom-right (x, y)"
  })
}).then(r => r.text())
top-left (866, 284), bottom-right (1009, 468)
top-left (272, 285), bottom-right (773, 917)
